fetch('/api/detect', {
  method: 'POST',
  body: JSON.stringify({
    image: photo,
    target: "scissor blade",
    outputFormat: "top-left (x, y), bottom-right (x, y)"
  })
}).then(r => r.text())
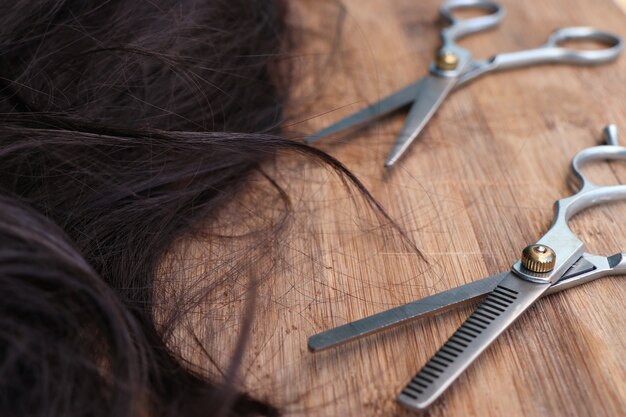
top-left (304, 81), bottom-right (423, 144)
top-left (308, 257), bottom-right (596, 353)
top-left (385, 75), bottom-right (456, 167)
top-left (308, 274), bottom-right (503, 352)
top-left (398, 272), bottom-right (550, 411)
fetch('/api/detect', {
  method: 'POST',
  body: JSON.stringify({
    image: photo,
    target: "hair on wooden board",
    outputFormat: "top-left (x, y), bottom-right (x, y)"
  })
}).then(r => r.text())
top-left (0, 1), bottom-right (414, 416)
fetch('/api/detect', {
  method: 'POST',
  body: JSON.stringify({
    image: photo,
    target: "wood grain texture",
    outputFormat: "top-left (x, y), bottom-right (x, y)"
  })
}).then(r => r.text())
top-left (197, 0), bottom-right (626, 416)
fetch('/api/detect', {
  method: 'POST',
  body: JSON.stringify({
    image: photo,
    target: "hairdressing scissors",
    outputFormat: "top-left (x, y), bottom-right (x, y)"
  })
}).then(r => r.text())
top-left (305, 0), bottom-right (623, 167)
top-left (308, 124), bottom-right (626, 410)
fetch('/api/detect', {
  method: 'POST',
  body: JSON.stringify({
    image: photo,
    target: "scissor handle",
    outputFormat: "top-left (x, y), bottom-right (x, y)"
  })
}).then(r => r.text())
top-left (439, 0), bottom-right (505, 43)
top-left (545, 27), bottom-right (623, 63)
top-left (492, 27), bottom-right (623, 70)
top-left (562, 125), bottom-right (626, 221)
top-left (516, 125), bottom-right (626, 282)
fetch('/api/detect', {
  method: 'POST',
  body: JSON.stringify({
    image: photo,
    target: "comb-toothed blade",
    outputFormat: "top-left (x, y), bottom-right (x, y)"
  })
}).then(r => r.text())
top-left (384, 75), bottom-right (456, 167)
top-left (304, 81), bottom-right (423, 143)
top-left (398, 272), bottom-right (550, 411)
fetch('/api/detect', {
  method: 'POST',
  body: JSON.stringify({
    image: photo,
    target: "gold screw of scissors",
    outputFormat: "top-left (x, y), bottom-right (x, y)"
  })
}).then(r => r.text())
top-left (521, 244), bottom-right (557, 273)
top-left (436, 50), bottom-right (459, 70)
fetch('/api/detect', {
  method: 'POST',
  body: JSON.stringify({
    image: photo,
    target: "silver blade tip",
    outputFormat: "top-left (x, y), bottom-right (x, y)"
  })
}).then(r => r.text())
top-left (304, 135), bottom-right (319, 144)
top-left (384, 153), bottom-right (400, 167)
top-left (397, 392), bottom-right (430, 411)
top-left (307, 335), bottom-right (326, 353)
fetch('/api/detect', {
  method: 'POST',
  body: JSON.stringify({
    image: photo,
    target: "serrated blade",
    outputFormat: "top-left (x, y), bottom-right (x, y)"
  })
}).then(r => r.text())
top-left (398, 272), bottom-right (550, 411)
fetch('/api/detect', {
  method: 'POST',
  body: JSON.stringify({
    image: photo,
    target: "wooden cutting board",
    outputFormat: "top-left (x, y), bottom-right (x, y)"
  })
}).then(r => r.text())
top-left (200, 0), bottom-right (626, 416)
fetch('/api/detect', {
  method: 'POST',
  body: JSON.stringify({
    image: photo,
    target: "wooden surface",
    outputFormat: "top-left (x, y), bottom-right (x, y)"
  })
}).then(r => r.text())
top-left (196, 0), bottom-right (626, 416)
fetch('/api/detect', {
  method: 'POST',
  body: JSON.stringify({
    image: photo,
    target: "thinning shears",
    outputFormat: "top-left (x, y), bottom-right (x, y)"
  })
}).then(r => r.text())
top-left (305, 0), bottom-right (623, 167)
top-left (309, 125), bottom-right (626, 411)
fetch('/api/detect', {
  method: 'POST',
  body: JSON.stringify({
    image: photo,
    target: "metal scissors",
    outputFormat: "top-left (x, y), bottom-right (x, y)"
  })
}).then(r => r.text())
top-left (308, 124), bottom-right (626, 411)
top-left (305, 0), bottom-right (623, 167)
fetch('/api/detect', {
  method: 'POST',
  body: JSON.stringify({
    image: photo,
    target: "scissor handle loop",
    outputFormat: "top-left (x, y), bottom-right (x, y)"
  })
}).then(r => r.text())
top-left (543, 27), bottom-right (624, 64)
top-left (562, 145), bottom-right (626, 218)
top-left (543, 126), bottom-right (626, 255)
top-left (563, 125), bottom-right (626, 217)
top-left (439, 0), bottom-right (504, 43)
top-left (516, 126), bottom-right (626, 282)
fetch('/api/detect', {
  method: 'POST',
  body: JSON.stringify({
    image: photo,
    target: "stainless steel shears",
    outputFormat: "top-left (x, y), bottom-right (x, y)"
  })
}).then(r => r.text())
top-left (308, 125), bottom-right (626, 411)
top-left (305, 0), bottom-right (623, 167)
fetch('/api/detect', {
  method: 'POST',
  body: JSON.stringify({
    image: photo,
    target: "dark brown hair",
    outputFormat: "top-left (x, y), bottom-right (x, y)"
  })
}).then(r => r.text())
top-left (0, 1), bottom-right (394, 416)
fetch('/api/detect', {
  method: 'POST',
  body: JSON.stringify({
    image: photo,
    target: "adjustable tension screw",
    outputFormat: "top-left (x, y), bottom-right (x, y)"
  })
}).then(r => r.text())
top-left (521, 244), bottom-right (556, 273)
top-left (436, 50), bottom-right (459, 70)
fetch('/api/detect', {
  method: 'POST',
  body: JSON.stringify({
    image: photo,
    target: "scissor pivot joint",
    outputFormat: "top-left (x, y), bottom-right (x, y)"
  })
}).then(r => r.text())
top-left (436, 49), bottom-right (459, 70)
top-left (521, 244), bottom-right (556, 273)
